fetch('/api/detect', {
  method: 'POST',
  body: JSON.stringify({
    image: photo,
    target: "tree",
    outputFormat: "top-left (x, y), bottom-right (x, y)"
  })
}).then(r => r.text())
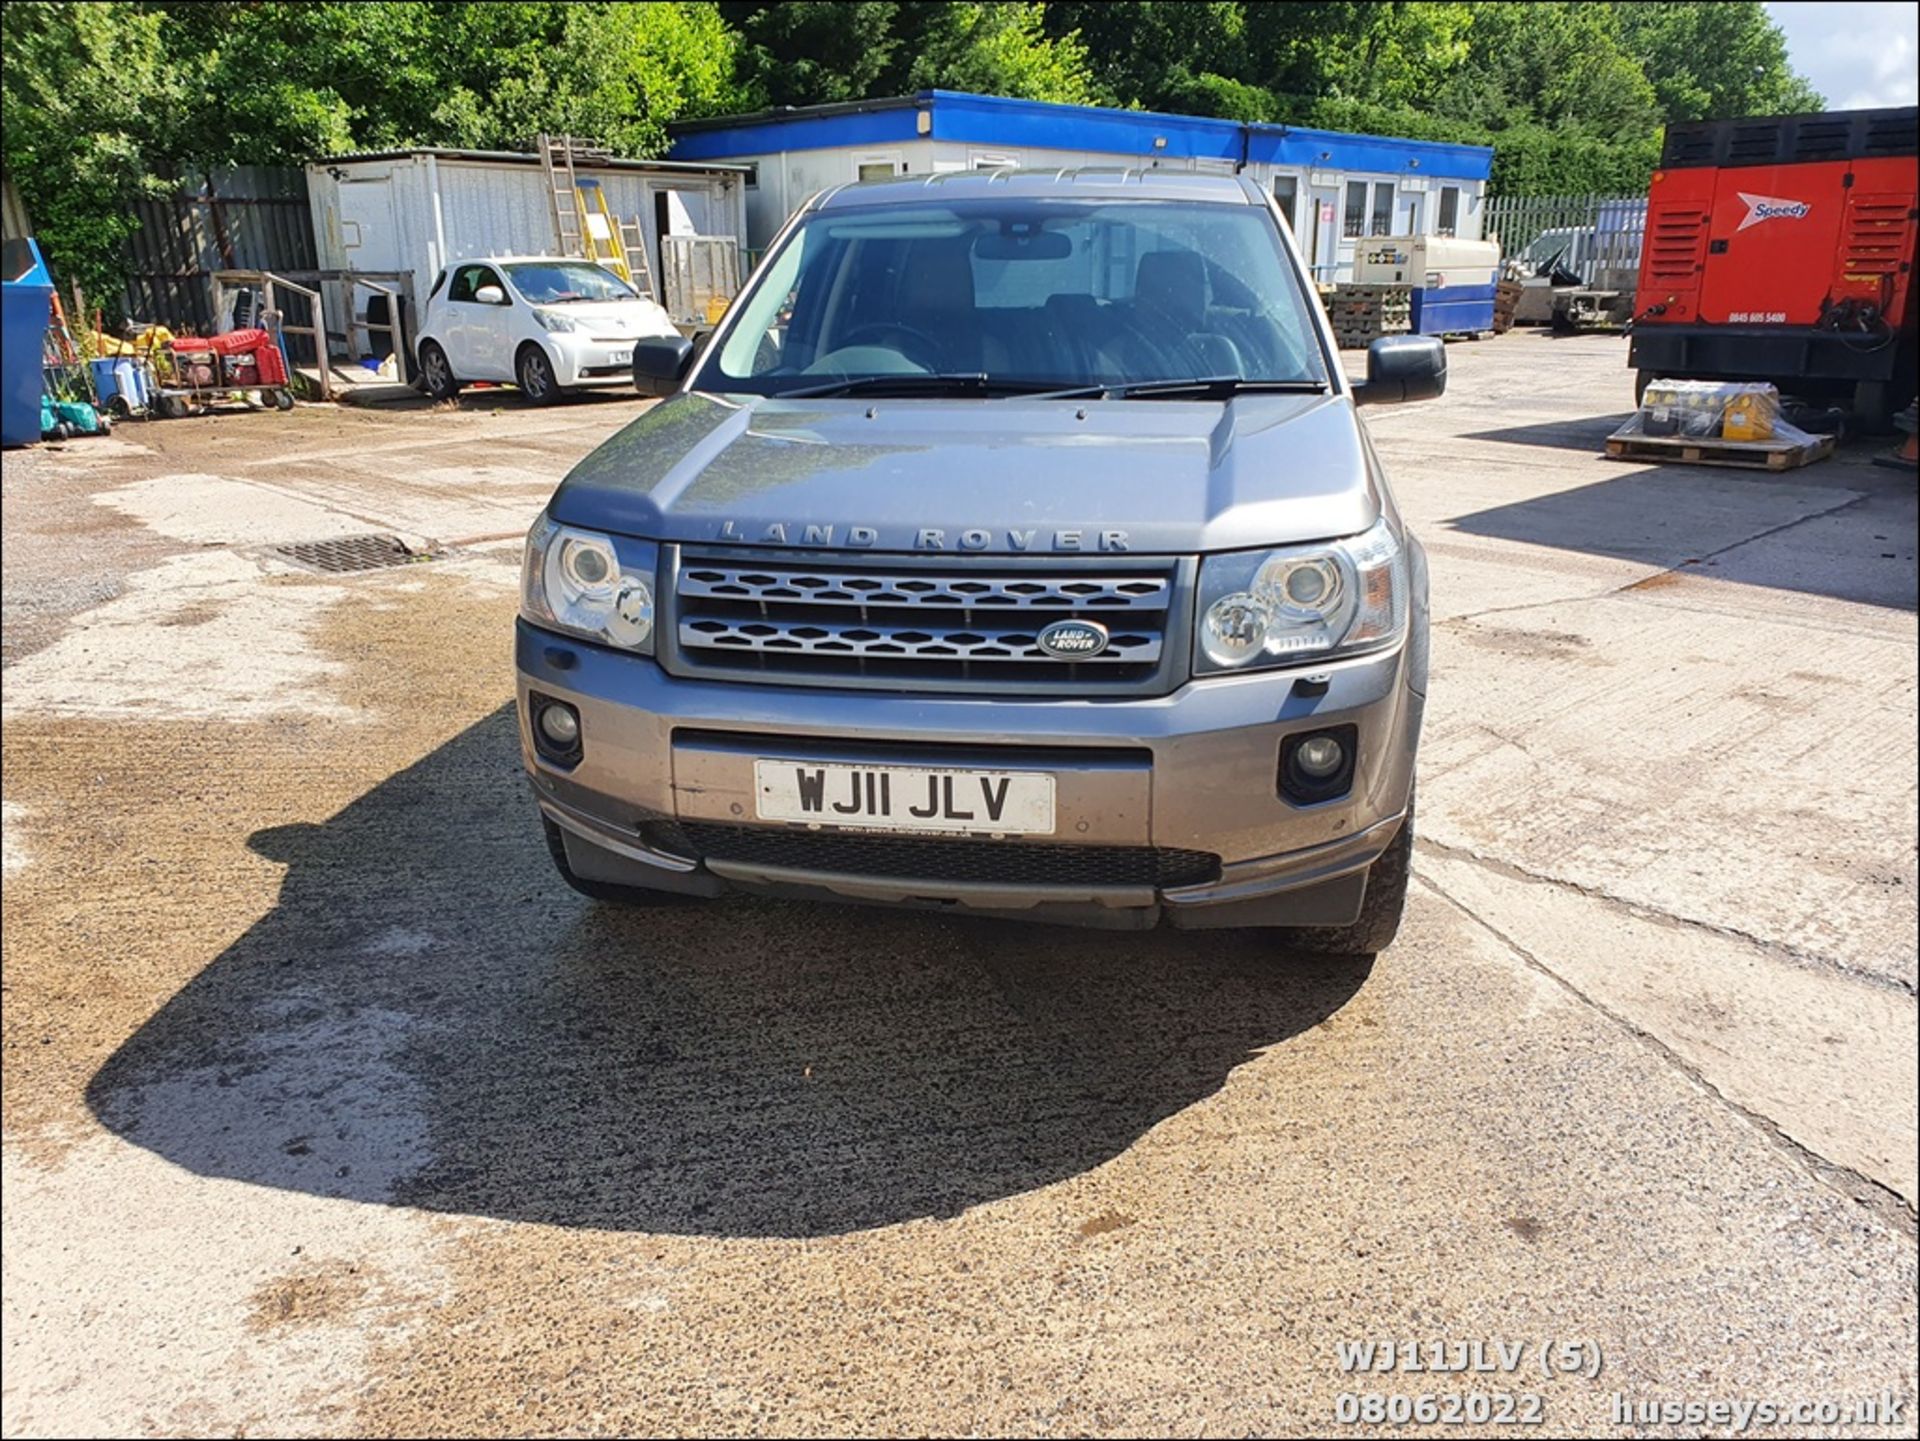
top-left (725, 1), bottom-right (901, 108)
top-left (885, 3), bottom-right (1098, 104)
top-left (1, 2), bottom-right (179, 309)
top-left (1611, 2), bottom-right (1822, 123)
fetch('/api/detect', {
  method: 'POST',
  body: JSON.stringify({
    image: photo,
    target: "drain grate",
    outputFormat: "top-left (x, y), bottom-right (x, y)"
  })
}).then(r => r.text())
top-left (272, 534), bottom-right (435, 574)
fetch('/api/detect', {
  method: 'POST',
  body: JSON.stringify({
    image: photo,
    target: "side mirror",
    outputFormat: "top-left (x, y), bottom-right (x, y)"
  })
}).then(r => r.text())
top-left (632, 335), bottom-right (695, 397)
top-left (1354, 334), bottom-right (1446, 407)
top-left (473, 284), bottom-right (507, 306)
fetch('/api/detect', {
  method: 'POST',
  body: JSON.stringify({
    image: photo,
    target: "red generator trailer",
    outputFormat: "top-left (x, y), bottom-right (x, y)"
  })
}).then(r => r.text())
top-left (157, 328), bottom-right (294, 417)
top-left (1630, 105), bottom-right (1919, 425)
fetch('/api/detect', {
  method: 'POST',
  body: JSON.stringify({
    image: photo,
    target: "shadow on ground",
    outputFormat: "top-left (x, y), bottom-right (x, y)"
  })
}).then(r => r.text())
top-left (87, 707), bottom-right (1368, 1238)
top-left (1446, 451), bottom-right (1918, 610)
top-left (1462, 413), bottom-right (1636, 451)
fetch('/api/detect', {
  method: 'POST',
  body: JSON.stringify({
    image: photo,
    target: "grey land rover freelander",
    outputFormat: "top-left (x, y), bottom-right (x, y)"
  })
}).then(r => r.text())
top-left (515, 169), bottom-right (1446, 953)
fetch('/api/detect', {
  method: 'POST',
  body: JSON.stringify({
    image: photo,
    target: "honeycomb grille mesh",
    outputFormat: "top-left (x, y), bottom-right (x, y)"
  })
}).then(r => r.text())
top-left (663, 822), bottom-right (1221, 890)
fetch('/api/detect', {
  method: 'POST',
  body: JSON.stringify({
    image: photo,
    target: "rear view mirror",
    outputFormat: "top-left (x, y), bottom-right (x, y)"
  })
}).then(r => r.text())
top-left (1354, 335), bottom-right (1446, 406)
top-left (632, 335), bottom-right (695, 397)
top-left (474, 284), bottom-right (507, 306)
top-left (974, 230), bottom-right (1072, 261)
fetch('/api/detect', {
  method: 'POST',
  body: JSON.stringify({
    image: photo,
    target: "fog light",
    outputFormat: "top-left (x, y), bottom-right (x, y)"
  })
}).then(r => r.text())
top-left (538, 704), bottom-right (580, 747)
top-left (1294, 734), bottom-right (1344, 777)
top-left (528, 692), bottom-right (583, 765)
top-left (1280, 724), bottom-right (1358, 804)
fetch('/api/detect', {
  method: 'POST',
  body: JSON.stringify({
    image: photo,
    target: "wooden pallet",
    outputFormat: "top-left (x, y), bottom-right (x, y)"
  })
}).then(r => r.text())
top-left (1604, 430), bottom-right (1835, 471)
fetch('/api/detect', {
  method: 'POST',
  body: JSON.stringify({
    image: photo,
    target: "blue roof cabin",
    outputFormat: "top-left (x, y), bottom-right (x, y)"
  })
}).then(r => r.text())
top-left (669, 90), bottom-right (1494, 282)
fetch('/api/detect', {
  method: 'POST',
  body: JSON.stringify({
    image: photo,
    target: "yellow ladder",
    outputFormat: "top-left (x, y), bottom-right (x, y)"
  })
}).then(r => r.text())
top-left (573, 179), bottom-right (633, 285)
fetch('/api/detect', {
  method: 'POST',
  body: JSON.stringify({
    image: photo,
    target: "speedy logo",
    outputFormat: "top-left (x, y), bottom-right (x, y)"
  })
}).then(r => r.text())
top-left (1736, 192), bottom-right (1812, 231)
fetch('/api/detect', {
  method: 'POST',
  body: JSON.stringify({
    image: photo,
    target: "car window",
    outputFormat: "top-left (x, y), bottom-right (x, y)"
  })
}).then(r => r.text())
top-left (428, 269), bottom-right (449, 302)
top-left (707, 198), bottom-right (1326, 394)
top-left (505, 262), bottom-right (638, 304)
top-left (448, 265), bottom-right (502, 304)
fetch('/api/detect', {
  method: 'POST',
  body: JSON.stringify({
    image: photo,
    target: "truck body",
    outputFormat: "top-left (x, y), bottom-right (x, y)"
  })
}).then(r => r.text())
top-left (1629, 106), bottom-right (1919, 416)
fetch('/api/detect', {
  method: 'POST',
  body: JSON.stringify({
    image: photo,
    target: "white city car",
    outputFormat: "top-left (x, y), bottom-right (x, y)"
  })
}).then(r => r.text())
top-left (414, 256), bottom-right (679, 404)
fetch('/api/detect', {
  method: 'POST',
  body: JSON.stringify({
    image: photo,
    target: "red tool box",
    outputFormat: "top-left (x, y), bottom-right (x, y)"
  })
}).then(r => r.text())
top-left (1630, 105), bottom-right (1918, 423)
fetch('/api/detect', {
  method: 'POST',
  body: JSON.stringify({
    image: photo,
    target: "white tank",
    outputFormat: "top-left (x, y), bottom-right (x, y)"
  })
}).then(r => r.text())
top-left (1352, 236), bottom-right (1500, 289)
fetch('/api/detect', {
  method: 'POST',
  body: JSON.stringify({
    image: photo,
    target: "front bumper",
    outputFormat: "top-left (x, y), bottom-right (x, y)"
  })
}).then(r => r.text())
top-left (517, 619), bottom-right (1424, 929)
top-left (547, 335), bottom-right (653, 388)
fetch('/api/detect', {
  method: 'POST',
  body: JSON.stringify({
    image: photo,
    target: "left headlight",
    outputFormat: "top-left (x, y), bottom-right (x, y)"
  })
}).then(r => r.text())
top-left (521, 513), bottom-right (656, 653)
top-left (533, 309), bottom-right (577, 333)
top-left (1194, 517), bottom-right (1406, 675)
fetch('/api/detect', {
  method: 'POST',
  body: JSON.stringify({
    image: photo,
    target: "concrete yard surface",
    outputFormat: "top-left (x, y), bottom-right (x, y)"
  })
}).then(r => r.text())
top-left (2, 334), bottom-right (1915, 1437)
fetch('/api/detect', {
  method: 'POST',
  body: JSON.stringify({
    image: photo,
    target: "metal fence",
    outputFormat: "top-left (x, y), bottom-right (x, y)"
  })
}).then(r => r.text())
top-left (1482, 193), bottom-right (1647, 288)
top-left (122, 166), bottom-right (315, 334)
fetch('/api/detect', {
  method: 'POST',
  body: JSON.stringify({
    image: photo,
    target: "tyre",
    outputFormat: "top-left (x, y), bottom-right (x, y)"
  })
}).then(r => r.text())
top-left (1852, 379), bottom-right (1894, 434)
top-left (1633, 369), bottom-right (1652, 406)
top-left (418, 340), bottom-right (462, 401)
top-left (272, 389), bottom-right (296, 412)
top-left (516, 344), bottom-right (563, 405)
top-left (108, 395), bottom-right (134, 421)
top-left (156, 394), bottom-right (190, 420)
top-left (542, 816), bottom-right (705, 907)
top-left (1285, 796), bottom-right (1415, 956)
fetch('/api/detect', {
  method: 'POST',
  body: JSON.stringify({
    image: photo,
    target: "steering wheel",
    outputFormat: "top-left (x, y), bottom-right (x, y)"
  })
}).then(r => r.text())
top-left (839, 322), bottom-right (948, 371)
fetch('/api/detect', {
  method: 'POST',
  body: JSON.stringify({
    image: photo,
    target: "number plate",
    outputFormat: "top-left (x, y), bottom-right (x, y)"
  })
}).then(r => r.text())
top-left (754, 760), bottom-right (1055, 835)
top-left (610, 348), bottom-right (633, 365)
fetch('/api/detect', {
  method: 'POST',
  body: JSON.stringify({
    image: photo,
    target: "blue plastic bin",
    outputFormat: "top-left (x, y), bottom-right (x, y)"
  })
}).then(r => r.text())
top-left (89, 357), bottom-right (151, 414)
top-left (2, 279), bottom-right (52, 447)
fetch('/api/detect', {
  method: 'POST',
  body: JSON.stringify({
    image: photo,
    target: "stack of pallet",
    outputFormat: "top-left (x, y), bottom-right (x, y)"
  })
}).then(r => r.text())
top-left (1325, 282), bottom-right (1411, 349)
top-left (1493, 279), bottom-right (1523, 334)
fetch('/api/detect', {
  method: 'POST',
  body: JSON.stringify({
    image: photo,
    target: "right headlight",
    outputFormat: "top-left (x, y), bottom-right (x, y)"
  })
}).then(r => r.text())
top-left (520, 513), bottom-right (656, 653)
top-left (1194, 518), bottom-right (1405, 675)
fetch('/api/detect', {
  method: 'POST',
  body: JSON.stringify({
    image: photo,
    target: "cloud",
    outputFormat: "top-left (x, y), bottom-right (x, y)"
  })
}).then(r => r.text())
top-left (1766, 1), bottom-right (1920, 109)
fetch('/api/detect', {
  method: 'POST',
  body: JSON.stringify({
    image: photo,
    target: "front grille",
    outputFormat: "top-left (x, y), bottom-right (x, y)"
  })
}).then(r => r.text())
top-left (661, 821), bottom-right (1221, 890)
top-left (667, 547), bottom-right (1185, 695)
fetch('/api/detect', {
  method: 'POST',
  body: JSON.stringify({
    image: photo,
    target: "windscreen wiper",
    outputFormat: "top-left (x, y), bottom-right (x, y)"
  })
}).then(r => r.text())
top-left (1106, 376), bottom-right (1331, 399)
top-left (773, 372), bottom-right (997, 399)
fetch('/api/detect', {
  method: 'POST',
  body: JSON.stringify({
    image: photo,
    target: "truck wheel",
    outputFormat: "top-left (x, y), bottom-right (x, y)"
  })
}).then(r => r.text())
top-left (542, 816), bottom-right (704, 907)
top-left (1852, 380), bottom-right (1893, 433)
top-left (1284, 797), bottom-right (1414, 957)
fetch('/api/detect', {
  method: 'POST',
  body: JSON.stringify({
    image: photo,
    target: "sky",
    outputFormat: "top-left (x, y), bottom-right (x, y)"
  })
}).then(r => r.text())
top-left (1766, 1), bottom-right (1919, 109)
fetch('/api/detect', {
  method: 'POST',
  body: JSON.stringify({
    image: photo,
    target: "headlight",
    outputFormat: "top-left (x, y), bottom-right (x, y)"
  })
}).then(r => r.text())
top-left (533, 309), bottom-right (577, 333)
top-left (1195, 518), bottom-right (1406, 674)
top-left (521, 514), bottom-right (656, 653)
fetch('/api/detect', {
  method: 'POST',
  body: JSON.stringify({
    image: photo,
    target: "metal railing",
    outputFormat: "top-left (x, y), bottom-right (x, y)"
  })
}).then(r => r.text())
top-left (1483, 193), bottom-right (1647, 288)
top-left (661, 236), bottom-right (742, 328)
top-left (211, 268), bottom-right (415, 397)
top-left (209, 269), bottom-right (328, 398)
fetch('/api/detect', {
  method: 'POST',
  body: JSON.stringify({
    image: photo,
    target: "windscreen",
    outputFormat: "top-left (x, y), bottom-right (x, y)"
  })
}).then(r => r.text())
top-left (506, 262), bottom-right (639, 304)
top-left (705, 199), bottom-right (1327, 394)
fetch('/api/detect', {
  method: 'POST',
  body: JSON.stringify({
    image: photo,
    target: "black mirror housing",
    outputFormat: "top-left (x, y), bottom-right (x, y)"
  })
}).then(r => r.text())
top-left (1354, 334), bottom-right (1447, 407)
top-left (632, 335), bottom-right (696, 397)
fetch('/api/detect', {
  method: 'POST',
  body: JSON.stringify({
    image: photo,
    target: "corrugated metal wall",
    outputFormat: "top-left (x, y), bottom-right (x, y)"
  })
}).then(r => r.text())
top-left (122, 166), bottom-right (316, 331)
top-left (2, 176), bottom-right (31, 244)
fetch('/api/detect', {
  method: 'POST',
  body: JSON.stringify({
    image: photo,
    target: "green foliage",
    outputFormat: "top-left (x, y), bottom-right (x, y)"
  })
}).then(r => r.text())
top-left (1613, 2), bottom-right (1825, 124)
top-left (1, 0), bottom-right (1828, 308)
top-left (725, 1), bottom-right (902, 108)
top-left (891, 3), bottom-right (1098, 104)
top-left (1, 2), bottom-right (177, 312)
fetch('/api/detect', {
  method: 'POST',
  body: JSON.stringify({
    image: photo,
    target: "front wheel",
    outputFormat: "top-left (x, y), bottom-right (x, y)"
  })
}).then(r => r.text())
top-left (516, 344), bottom-right (563, 405)
top-left (1284, 797), bottom-right (1415, 956)
top-left (418, 340), bottom-right (462, 401)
